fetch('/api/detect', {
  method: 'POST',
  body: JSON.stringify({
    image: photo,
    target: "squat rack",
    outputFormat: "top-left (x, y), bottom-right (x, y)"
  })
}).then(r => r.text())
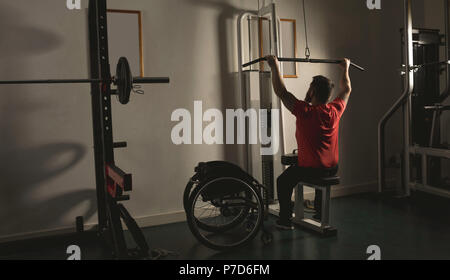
top-left (88, 0), bottom-right (170, 258)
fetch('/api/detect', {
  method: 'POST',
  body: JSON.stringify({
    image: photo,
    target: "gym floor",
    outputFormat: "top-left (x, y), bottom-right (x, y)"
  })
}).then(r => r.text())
top-left (1, 191), bottom-right (449, 260)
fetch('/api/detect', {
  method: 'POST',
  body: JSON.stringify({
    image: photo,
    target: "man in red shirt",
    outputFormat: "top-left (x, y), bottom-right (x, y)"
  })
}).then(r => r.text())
top-left (265, 56), bottom-right (352, 230)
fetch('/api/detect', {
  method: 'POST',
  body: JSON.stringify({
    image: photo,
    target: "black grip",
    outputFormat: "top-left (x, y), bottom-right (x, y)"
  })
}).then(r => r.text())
top-left (113, 142), bottom-right (128, 148)
top-left (242, 58), bottom-right (266, 68)
top-left (133, 77), bottom-right (170, 84)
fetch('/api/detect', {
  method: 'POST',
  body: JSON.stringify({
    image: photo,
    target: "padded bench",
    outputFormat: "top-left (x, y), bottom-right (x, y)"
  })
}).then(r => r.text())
top-left (292, 176), bottom-right (339, 236)
top-left (282, 152), bottom-right (340, 236)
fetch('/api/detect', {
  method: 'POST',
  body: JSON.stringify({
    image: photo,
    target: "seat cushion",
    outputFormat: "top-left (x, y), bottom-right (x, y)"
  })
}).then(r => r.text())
top-left (300, 176), bottom-right (340, 186)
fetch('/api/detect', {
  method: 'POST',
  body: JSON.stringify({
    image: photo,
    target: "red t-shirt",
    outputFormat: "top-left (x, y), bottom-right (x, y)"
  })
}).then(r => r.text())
top-left (292, 97), bottom-right (346, 168)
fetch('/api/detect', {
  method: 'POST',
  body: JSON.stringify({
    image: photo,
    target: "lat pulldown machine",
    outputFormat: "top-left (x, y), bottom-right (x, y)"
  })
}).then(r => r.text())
top-left (237, 1), bottom-right (365, 208)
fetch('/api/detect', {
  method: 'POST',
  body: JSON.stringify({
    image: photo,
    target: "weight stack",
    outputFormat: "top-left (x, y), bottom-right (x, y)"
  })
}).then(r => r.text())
top-left (242, 70), bottom-right (285, 202)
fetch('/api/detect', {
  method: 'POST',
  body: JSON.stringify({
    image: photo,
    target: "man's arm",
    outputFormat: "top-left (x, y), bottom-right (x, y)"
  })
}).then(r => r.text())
top-left (336, 58), bottom-right (352, 104)
top-left (266, 55), bottom-right (299, 113)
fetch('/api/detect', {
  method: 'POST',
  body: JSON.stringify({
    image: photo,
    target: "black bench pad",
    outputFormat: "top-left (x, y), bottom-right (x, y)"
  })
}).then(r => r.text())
top-left (299, 176), bottom-right (340, 186)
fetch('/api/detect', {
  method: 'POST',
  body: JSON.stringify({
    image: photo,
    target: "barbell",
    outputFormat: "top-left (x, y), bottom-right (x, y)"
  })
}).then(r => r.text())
top-left (0, 57), bottom-right (170, 105)
top-left (243, 56), bottom-right (366, 72)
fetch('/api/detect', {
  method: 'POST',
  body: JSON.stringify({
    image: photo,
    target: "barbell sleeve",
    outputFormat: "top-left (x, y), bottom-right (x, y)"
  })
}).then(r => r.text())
top-left (133, 77), bottom-right (170, 84)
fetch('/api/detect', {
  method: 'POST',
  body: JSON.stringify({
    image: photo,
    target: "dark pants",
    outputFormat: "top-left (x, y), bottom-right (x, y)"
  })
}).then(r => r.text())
top-left (276, 165), bottom-right (338, 221)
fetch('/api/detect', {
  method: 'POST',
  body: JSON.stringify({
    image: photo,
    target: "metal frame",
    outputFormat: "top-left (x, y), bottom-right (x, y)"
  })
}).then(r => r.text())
top-left (87, 0), bottom-right (157, 259)
top-left (258, 17), bottom-right (270, 71)
top-left (426, 105), bottom-right (450, 146)
top-left (237, 3), bottom-right (286, 202)
top-left (378, 0), bottom-right (450, 198)
top-left (292, 183), bottom-right (337, 236)
top-left (89, 0), bottom-right (129, 258)
top-left (410, 146), bottom-right (450, 198)
top-left (238, 11), bottom-right (258, 173)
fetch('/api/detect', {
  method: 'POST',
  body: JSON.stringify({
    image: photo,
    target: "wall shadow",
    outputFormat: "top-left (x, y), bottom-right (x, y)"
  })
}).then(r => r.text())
top-left (0, 2), bottom-right (62, 58)
top-left (0, 142), bottom-right (95, 236)
top-left (187, 0), bottom-right (252, 166)
top-left (0, 3), bottom-right (94, 237)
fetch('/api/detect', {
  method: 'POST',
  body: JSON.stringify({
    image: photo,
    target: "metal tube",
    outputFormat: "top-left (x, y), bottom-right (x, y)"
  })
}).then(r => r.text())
top-left (378, 0), bottom-right (414, 193)
top-left (0, 76), bottom-right (169, 85)
top-left (440, 0), bottom-right (450, 102)
top-left (270, 3), bottom-right (279, 56)
top-left (429, 110), bottom-right (438, 147)
top-left (248, 15), bottom-right (253, 71)
top-left (237, 11), bottom-right (258, 174)
top-left (412, 146), bottom-right (450, 158)
top-left (269, 3), bottom-right (285, 201)
top-left (0, 79), bottom-right (101, 84)
top-left (446, 0), bottom-right (449, 86)
top-left (403, 0), bottom-right (414, 197)
top-left (404, 93), bottom-right (412, 196)
top-left (424, 105), bottom-right (450, 110)
top-left (421, 154), bottom-right (427, 186)
top-left (242, 57), bottom-right (366, 71)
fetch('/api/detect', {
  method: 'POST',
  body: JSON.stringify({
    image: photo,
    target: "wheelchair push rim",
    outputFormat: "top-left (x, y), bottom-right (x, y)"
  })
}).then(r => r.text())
top-left (186, 177), bottom-right (264, 251)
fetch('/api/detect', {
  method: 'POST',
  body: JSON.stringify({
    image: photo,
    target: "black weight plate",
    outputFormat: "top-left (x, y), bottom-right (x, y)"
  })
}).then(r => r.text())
top-left (116, 57), bottom-right (132, 104)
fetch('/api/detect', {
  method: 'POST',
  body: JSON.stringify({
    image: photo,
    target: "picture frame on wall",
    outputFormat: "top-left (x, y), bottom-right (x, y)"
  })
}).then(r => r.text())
top-left (280, 19), bottom-right (298, 78)
top-left (107, 9), bottom-right (144, 77)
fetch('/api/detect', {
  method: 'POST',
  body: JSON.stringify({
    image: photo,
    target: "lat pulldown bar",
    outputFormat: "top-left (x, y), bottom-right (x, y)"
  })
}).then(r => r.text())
top-left (243, 57), bottom-right (366, 71)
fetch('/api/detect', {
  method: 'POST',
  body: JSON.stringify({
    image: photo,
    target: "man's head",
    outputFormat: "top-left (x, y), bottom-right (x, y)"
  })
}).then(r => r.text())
top-left (305, 75), bottom-right (335, 104)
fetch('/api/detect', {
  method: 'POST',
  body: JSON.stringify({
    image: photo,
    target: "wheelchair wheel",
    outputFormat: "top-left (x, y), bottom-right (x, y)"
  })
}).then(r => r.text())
top-left (183, 179), bottom-right (195, 213)
top-left (186, 177), bottom-right (264, 251)
top-left (185, 180), bottom-right (251, 233)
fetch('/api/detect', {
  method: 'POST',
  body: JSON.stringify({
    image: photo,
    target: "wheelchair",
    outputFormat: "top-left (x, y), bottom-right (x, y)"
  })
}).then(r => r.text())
top-left (184, 161), bottom-right (273, 251)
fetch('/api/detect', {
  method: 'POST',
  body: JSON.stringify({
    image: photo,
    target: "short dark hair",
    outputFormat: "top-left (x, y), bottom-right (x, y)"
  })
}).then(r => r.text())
top-left (311, 75), bottom-right (334, 104)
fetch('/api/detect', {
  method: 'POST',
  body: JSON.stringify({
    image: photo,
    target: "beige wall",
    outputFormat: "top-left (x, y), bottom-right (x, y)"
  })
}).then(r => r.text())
top-left (0, 0), bottom-right (439, 239)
